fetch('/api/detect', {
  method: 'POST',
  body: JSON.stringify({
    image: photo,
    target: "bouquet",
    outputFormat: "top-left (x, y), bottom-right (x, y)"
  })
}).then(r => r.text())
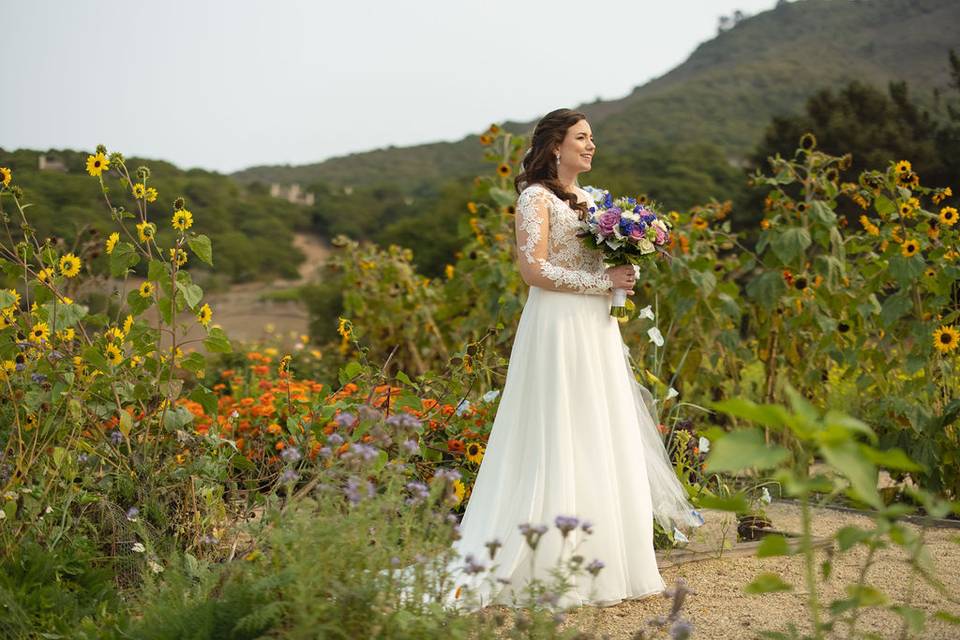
top-left (579, 185), bottom-right (673, 317)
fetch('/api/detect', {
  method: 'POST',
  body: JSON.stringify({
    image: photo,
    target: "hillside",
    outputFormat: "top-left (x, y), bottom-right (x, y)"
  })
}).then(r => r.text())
top-left (232, 0), bottom-right (959, 189)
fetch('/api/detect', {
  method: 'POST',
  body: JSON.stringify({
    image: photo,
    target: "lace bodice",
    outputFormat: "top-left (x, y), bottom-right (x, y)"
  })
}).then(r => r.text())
top-left (514, 183), bottom-right (614, 295)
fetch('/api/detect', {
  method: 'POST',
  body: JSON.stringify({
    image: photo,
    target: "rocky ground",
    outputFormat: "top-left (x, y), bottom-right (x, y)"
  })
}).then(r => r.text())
top-left (483, 502), bottom-right (960, 639)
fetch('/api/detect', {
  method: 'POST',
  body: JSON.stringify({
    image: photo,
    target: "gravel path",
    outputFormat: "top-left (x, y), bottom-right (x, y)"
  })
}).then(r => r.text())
top-left (482, 502), bottom-right (960, 639)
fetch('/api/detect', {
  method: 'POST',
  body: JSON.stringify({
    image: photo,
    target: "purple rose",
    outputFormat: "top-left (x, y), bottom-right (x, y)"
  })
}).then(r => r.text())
top-left (629, 225), bottom-right (644, 240)
top-left (598, 210), bottom-right (620, 236)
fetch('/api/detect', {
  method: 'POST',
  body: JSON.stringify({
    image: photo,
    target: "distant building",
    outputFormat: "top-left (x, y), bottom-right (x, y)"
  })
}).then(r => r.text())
top-left (38, 154), bottom-right (68, 172)
top-left (269, 182), bottom-right (315, 206)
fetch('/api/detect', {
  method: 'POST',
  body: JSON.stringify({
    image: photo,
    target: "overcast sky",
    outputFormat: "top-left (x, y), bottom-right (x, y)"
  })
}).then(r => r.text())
top-left (2, 0), bottom-right (782, 174)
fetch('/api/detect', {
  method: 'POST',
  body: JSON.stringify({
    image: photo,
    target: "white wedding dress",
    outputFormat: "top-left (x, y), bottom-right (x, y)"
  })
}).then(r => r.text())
top-left (394, 182), bottom-right (703, 612)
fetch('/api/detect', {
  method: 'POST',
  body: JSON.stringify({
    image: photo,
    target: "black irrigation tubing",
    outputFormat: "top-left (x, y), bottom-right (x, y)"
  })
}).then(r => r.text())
top-left (771, 498), bottom-right (960, 530)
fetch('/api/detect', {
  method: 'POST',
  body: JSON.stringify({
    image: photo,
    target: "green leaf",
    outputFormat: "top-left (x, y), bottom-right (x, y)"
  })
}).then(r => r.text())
top-left (821, 441), bottom-right (882, 509)
top-left (179, 352), bottom-right (206, 376)
top-left (845, 584), bottom-right (888, 607)
top-left (891, 606), bottom-right (925, 634)
top-left (771, 227), bottom-right (811, 264)
top-left (708, 398), bottom-right (791, 430)
top-left (704, 428), bottom-right (790, 473)
top-left (755, 534), bottom-right (791, 558)
top-left (809, 201), bottom-right (836, 226)
top-left (203, 327), bottom-right (232, 353)
top-left (189, 385), bottom-right (218, 418)
top-left (744, 573), bottom-right (792, 594)
top-left (858, 445), bottom-right (925, 472)
top-left (148, 259), bottom-right (168, 283)
top-left (110, 242), bottom-right (139, 277)
top-left (688, 269), bottom-right (717, 296)
top-left (836, 525), bottom-right (872, 551)
top-left (0, 290), bottom-right (15, 308)
top-left (118, 411), bottom-right (133, 439)
top-left (695, 492), bottom-right (749, 512)
top-left (188, 234), bottom-right (213, 266)
top-left (745, 270), bottom-right (787, 308)
top-left (879, 291), bottom-right (912, 329)
top-left (176, 281), bottom-right (203, 310)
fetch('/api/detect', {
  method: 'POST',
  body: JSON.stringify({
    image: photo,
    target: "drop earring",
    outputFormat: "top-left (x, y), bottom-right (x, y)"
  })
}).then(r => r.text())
top-left (555, 154), bottom-right (561, 166)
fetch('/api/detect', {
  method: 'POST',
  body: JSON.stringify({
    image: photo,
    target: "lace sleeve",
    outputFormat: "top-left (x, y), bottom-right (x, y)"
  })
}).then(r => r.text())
top-left (515, 187), bottom-right (613, 295)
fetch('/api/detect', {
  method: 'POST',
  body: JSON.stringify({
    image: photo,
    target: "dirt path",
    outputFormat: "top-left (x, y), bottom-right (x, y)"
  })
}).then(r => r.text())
top-left (485, 503), bottom-right (960, 639)
top-left (112, 232), bottom-right (329, 350)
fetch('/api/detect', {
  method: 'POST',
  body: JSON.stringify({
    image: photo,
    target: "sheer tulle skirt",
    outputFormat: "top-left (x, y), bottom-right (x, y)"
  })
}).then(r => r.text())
top-left (441, 285), bottom-right (670, 611)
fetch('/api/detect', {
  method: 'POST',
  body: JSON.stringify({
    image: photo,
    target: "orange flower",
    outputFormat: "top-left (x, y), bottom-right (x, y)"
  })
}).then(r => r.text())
top-left (447, 439), bottom-right (465, 454)
top-left (266, 423), bottom-right (282, 435)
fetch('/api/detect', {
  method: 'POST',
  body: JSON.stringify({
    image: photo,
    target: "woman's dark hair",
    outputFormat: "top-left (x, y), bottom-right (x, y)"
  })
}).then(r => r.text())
top-left (514, 108), bottom-right (589, 219)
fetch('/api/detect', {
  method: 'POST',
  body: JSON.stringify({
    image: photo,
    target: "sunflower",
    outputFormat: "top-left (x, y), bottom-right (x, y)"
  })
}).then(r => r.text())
top-left (794, 277), bottom-right (808, 291)
top-left (172, 209), bottom-right (194, 232)
top-left (24, 414), bottom-right (38, 431)
top-left (0, 167), bottom-right (11, 187)
top-left (496, 163), bottom-right (511, 178)
top-left (901, 239), bottom-right (920, 257)
top-left (467, 201), bottom-right (478, 214)
top-left (799, 132), bottom-right (817, 151)
top-left (897, 171), bottom-right (920, 188)
top-left (105, 232), bottom-right (120, 254)
top-left (638, 194), bottom-right (649, 205)
top-left (197, 303), bottom-right (212, 327)
top-left (692, 216), bottom-right (709, 231)
top-left (58, 253), bottom-right (81, 278)
top-left (939, 206), bottom-right (958, 226)
top-left (123, 314), bottom-right (134, 335)
top-left (488, 124), bottom-right (500, 135)
top-left (924, 267), bottom-right (937, 278)
top-left (466, 442), bottom-right (485, 464)
top-left (136, 221), bottom-right (156, 243)
top-left (824, 167), bottom-right (839, 183)
top-left (132, 183), bottom-right (146, 199)
top-left (85, 152), bottom-right (110, 177)
top-left (36, 268), bottom-right (55, 285)
top-left (479, 134), bottom-right (493, 146)
top-left (445, 264), bottom-right (455, 279)
top-left (894, 160), bottom-right (912, 175)
top-left (932, 325), bottom-right (959, 354)
top-left (104, 327), bottom-right (124, 342)
top-left (859, 215), bottom-right (880, 236)
top-left (899, 202), bottom-right (914, 218)
top-left (138, 281), bottom-right (155, 298)
top-left (105, 343), bottom-right (123, 366)
top-left (30, 321), bottom-right (50, 343)
top-left (145, 187), bottom-right (158, 203)
top-left (169, 247), bottom-right (188, 266)
top-left (837, 321), bottom-right (851, 334)
top-left (796, 202), bottom-right (808, 214)
top-left (56, 327), bottom-right (75, 342)
top-left (452, 479), bottom-right (465, 504)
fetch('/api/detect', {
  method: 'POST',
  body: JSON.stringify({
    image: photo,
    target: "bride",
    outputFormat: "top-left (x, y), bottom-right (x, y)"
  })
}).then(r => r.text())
top-left (409, 108), bottom-right (703, 612)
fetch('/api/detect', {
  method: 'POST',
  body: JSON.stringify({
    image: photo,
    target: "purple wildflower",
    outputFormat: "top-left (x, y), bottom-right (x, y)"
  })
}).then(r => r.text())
top-left (125, 506), bottom-right (139, 521)
top-left (280, 469), bottom-right (298, 484)
top-left (280, 446), bottom-right (302, 463)
top-left (554, 515), bottom-right (580, 537)
top-left (586, 559), bottom-right (605, 576)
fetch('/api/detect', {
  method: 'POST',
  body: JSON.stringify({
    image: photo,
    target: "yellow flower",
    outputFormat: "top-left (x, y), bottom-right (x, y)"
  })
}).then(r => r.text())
top-left (859, 215), bottom-right (880, 236)
top-left (496, 163), bottom-right (511, 178)
top-left (479, 134), bottom-right (493, 146)
top-left (123, 314), bottom-right (134, 335)
top-left (692, 216), bottom-right (709, 231)
top-left (0, 167), bottom-right (11, 187)
top-left (337, 317), bottom-right (351, 340)
top-left (669, 211), bottom-right (680, 224)
top-left (900, 239), bottom-right (920, 257)
top-left (59, 253), bottom-right (81, 278)
top-left (130, 355), bottom-right (143, 368)
top-left (172, 209), bottom-right (194, 232)
top-left (924, 267), bottom-right (936, 279)
top-left (132, 183), bottom-right (146, 199)
top-left (894, 160), bottom-right (912, 174)
top-left (24, 414), bottom-right (38, 431)
top-left (466, 442), bottom-right (485, 464)
top-left (145, 187), bottom-right (158, 203)
top-left (56, 327), bottom-right (75, 342)
top-left (169, 248), bottom-right (187, 266)
top-left (85, 152), bottom-right (110, 177)
top-left (106, 232), bottom-right (120, 254)
top-left (138, 281), bottom-right (155, 298)
top-left (467, 202), bottom-right (478, 214)
top-left (136, 221), bottom-right (156, 243)
top-left (105, 343), bottom-right (123, 366)
top-left (30, 321), bottom-right (50, 343)
top-left (104, 327), bottom-right (124, 342)
top-left (452, 479), bottom-right (465, 504)
top-left (932, 325), bottom-right (959, 354)
top-left (445, 264), bottom-right (455, 279)
top-left (197, 303), bottom-right (212, 327)
top-left (0, 360), bottom-right (15, 377)
top-left (939, 207), bottom-right (958, 226)
top-left (37, 268), bottom-right (55, 285)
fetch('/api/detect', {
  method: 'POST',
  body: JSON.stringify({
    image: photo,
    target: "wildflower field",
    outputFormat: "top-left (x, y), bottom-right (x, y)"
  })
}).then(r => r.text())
top-left (0, 127), bottom-right (958, 639)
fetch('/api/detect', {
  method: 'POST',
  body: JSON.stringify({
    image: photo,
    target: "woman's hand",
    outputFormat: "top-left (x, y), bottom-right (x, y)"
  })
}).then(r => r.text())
top-left (605, 264), bottom-right (636, 294)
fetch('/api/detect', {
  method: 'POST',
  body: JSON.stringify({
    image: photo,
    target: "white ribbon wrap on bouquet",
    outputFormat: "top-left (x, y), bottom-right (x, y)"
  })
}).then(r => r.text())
top-left (611, 287), bottom-right (628, 309)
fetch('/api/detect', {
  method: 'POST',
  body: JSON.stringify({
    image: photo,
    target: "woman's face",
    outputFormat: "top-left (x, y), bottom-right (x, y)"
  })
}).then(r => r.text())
top-left (557, 119), bottom-right (595, 173)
